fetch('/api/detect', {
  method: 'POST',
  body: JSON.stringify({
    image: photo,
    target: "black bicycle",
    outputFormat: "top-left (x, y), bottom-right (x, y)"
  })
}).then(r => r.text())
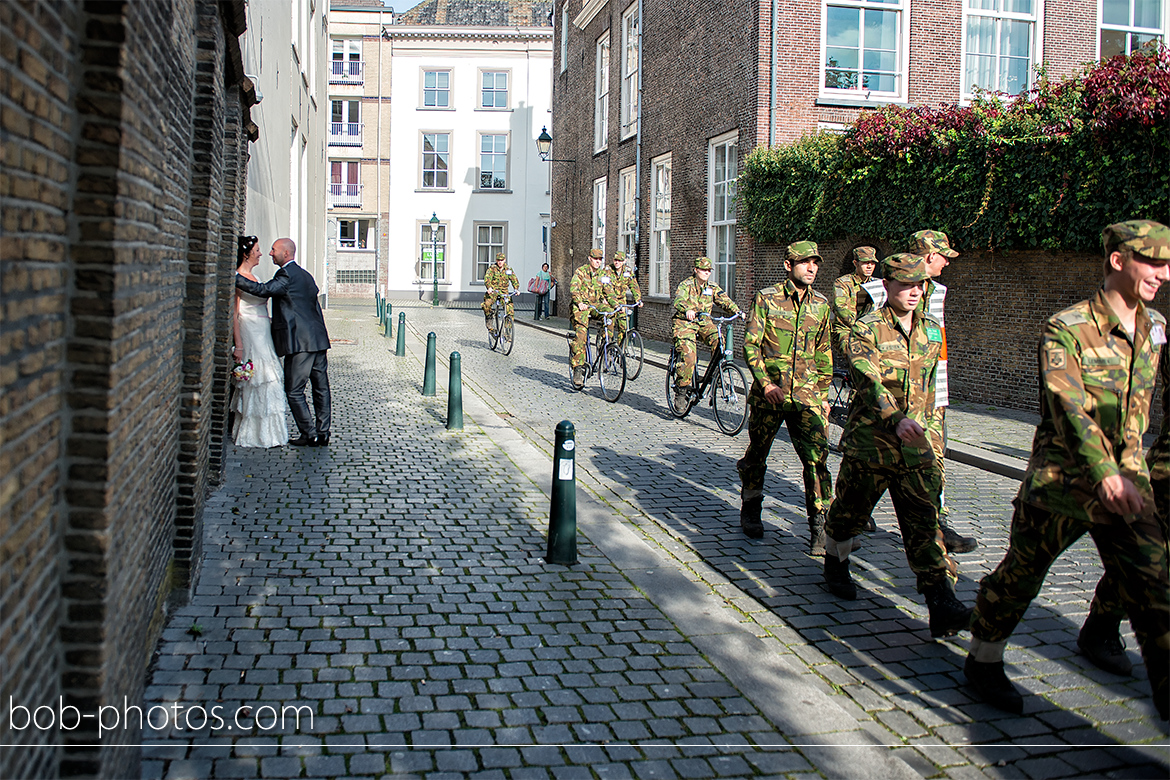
top-left (567, 306), bottom-right (627, 402)
top-left (665, 313), bottom-right (748, 435)
top-left (615, 302), bottom-right (644, 380)
top-left (486, 291), bottom-right (520, 355)
top-left (827, 368), bottom-right (853, 449)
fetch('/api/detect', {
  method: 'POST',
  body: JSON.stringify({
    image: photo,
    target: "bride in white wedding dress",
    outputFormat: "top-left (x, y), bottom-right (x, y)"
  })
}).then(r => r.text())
top-left (231, 236), bottom-right (288, 447)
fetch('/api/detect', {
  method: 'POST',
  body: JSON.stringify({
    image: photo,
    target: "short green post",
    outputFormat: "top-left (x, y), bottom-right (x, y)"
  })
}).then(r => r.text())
top-left (376, 291), bottom-right (381, 318)
top-left (383, 310), bottom-right (391, 338)
top-left (422, 332), bottom-right (437, 396)
top-left (724, 323), bottom-right (734, 361)
top-left (546, 420), bottom-right (578, 565)
top-left (446, 352), bottom-right (463, 430)
top-left (386, 303), bottom-right (393, 336)
top-left (395, 312), bottom-right (406, 356)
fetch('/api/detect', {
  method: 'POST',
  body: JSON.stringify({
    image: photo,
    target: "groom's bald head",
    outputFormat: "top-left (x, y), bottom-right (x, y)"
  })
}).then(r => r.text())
top-left (270, 238), bottom-right (297, 266)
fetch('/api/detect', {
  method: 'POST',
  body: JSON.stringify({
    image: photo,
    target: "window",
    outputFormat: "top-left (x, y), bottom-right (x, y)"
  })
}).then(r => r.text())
top-left (337, 269), bottom-right (377, 284)
top-left (708, 133), bottom-right (737, 297)
top-left (422, 70), bottom-right (451, 108)
top-left (620, 5), bottom-right (639, 137)
top-left (650, 154), bottom-right (671, 297)
top-left (592, 177), bottom-right (607, 255)
top-left (479, 134), bottom-right (508, 189)
top-left (595, 35), bottom-right (610, 151)
top-left (330, 39), bottom-right (362, 83)
top-left (480, 71), bottom-right (509, 108)
top-left (963, 0), bottom-right (1037, 97)
top-left (619, 166), bottom-right (636, 259)
top-left (421, 132), bottom-right (450, 189)
top-left (1100, 0), bottom-right (1165, 57)
top-left (328, 161), bottom-right (361, 207)
top-left (338, 219), bottom-right (372, 249)
top-left (419, 221), bottom-right (447, 281)
top-left (822, 0), bottom-right (906, 99)
top-left (475, 223), bottom-right (507, 281)
top-left (329, 100), bottom-right (361, 146)
top-left (560, 4), bottom-right (569, 72)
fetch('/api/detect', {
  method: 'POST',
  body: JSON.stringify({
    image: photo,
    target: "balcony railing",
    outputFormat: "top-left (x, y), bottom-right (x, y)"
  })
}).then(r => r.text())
top-left (329, 60), bottom-right (364, 85)
top-left (328, 183), bottom-right (363, 208)
top-left (328, 122), bottom-right (363, 147)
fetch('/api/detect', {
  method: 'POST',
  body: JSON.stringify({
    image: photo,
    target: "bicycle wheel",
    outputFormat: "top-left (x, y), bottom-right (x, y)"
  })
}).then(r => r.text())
top-left (713, 362), bottom-right (749, 435)
top-left (487, 310), bottom-right (500, 350)
top-left (500, 314), bottom-right (515, 355)
top-left (664, 349), bottom-right (692, 419)
top-left (621, 331), bottom-right (644, 380)
top-left (598, 344), bottom-right (626, 403)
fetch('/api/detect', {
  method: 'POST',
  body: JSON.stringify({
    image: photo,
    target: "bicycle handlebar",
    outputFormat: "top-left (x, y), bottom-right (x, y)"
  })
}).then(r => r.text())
top-left (697, 311), bottom-right (745, 323)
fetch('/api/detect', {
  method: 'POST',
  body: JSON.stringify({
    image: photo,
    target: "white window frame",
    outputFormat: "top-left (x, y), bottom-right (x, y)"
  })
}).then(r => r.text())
top-left (329, 99), bottom-right (362, 146)
top-left (338, 218), bottom-right (372, 249)
top-left (421, 69), bottom-right (452, 109)
top-left (620, 4), bottom-right (639, 139)
top-left (478, 132), bottom-right (509, 190)
top-left (328, 160), bottom-right (361, 207)
top-left (960, 1), bottom-right (1041, 100)
top-left (708, 132), bottom-right (738, 298)
top-left (1098, 0), bottom-right (1168, 58)
top-left (819, 0), bottom-right (909, 103)
top-left (420, 131), bottom-right (451, 190)
top-left (418, 220), bottom-right (448, 282)
top-left (560, 3), bottom-right (569, 73)
top-left (592, 177), bottom-right (607, 256)
top-left (474, 222), bottom-right (508, 282)
top-left (479, 69), bottom-right (510, 109)
top-left (649, 153), bottom-right (671, 298)
top-left (594, 34), bottom-right (611, 153)
top-left (618, 166), bottom-right (636, 260)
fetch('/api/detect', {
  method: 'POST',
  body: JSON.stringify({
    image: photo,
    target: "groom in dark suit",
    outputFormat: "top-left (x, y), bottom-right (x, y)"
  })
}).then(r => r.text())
top-left (235, 238), bottom-right (333, 446)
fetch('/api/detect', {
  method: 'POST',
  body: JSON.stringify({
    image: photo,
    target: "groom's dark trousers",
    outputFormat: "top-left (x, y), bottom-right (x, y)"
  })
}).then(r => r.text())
top-left (285, 351), bottom-right (330, 438)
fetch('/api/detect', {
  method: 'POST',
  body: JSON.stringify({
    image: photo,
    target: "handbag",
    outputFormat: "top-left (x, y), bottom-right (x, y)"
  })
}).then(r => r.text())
top-left (528, 277), bottom-right (550, 294)
top-left (528, 277), bottom-right (539, 293)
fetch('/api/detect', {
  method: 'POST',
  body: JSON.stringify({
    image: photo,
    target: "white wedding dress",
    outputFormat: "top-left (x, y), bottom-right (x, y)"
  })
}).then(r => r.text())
top-left (233, 290), bottom-right (288, 447)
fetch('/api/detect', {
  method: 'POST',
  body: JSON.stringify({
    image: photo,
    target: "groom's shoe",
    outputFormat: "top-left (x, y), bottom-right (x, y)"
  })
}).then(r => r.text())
top-left (289, 434), bottom-right (316, 446)
top-left (315, 433), bottom-right (330, 446)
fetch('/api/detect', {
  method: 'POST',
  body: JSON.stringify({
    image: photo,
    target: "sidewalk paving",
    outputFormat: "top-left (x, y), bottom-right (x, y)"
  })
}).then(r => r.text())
top-left (140, 300), bottom-right (1168, 779)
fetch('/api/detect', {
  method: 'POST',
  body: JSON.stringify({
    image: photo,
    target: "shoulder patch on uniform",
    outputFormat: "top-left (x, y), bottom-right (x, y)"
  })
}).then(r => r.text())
top-left (759, 286), bottom-right (777, 296)
top-left (856, 310), bottom-right (881, 325)
top-left (1149, 309), bottom-right (1167, 326)
top-left (1044, 346), bottom-right (1066, 370)
top-left (1052, 309), bottom-right (1089, 327)
top-left (921, 311), bottom-right (943, 328)
top-left (810, 289), bottom-right (829, 303)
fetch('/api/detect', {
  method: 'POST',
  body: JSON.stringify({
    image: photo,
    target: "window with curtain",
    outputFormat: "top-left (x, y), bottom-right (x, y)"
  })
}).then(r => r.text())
top-left (964, 0), bottom-right (1036, 97)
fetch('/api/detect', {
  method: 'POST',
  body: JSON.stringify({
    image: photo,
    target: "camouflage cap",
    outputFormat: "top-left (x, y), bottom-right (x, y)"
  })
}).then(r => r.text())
top-left (612, 251), bottom-right (627, 263)
top-left (908, 230), bottom-right (959, 258)
top-left (786, 241), bottom-right (821, 263)
top-left (853, 246), bottom-right (878, 263)
top-left (588, 248), bottom-right (604, 259)
top-left (1102, 220), bottom-right (1170, 260)
top-left (882, 253), bottom-right (930, 283)
top-left (495, 252), bottom-right (506, 261)
top-left (694, 256), bottom-right (714, 270)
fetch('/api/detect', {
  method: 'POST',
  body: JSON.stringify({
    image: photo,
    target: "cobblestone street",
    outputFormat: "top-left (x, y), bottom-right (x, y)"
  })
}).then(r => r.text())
top-left (142, 300), bottom-right (1169, 779)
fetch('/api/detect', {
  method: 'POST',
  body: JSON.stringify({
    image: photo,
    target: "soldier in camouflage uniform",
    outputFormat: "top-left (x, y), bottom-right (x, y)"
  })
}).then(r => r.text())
top-left (737, 242), bottom-right (833, 552)
top-left (830, 245), bottom-right (877, 357)
top-left (569, 249), bottom-right (607, 388)
top-left (602, 251), bottom-right (643, 345)
top-left (964, 220), bottom-right (1169, 720)
top-left (671, 256), bottom-right (742, 409)
top-left (821, 253), bottom-right (971, 639)
top-left (481, 252), bottom-right (520, 332)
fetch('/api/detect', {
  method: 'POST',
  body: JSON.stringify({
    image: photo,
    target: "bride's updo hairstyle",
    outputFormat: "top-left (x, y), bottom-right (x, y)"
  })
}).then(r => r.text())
top-left (237, 235), bottom-right (259, 268)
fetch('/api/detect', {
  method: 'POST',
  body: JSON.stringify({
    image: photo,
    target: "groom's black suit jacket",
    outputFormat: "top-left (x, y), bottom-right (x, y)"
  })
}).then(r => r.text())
top-left (235, 261), bottom-right (330, 356)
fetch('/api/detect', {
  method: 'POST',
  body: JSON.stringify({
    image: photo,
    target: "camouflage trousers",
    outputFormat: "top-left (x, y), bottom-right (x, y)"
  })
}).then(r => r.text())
top-left (737, 404), bottom-right (831, 519)
top-left (824, 456), bottom-right (956, 591)
top-left (606, 309), bottom-right (630, 346)
top-left (482, 292), bottom-right (514, 328)
top-left (568, 308), bottom-right (594, 369)
top-left (672, 319), bottom-right (720, 387)
top-left (971, 500), bottom-right (1168, 703)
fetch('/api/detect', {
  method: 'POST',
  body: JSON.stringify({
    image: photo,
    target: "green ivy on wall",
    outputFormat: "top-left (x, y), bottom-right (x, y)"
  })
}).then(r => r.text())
top-left (739, 46), bottom-right (1170, 252)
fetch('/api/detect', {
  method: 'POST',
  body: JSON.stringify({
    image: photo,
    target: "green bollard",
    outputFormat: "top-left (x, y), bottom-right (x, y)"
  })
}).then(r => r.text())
top-left (546, 420), bottom-right (578, 565)
top-left (422, 332), bottom-right (437, 396)
top-left (724, 323), bottom-right (734, 361)
top-left (377, 292), bottom-right (382, 319)
top-left (383, 311), bottom-right (391, 338)
top-left (386, 303), bottom-right (393, 336)
top-left (446, 352), bottom-right (463, 429)
top-left (395, 312), bottom-right (406, 356)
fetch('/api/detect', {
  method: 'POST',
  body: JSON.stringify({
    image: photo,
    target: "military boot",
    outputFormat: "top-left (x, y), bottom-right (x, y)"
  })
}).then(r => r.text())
top-left (1077, 614), bottom-right (1133, 676)
top-left (964, 655), bottom-right (1023, 714)
top-left (572, 367), bottom-right (585, 389)
top-left (922, 581), bottom-right (972, 638)
top-left (823, 555), bottom-right (857, 600)
top-left (740, 496), bottom-right (764, 539)
top-left (807, 511), bottom-right (826, 555)
top-left (939, 515), bottom-right (977, 553)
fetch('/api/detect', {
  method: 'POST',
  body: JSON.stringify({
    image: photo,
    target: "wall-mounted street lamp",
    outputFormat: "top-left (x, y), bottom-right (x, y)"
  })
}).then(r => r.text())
top-left (536, 126), bottom-right (575, 163)
top-left (429, 212), bottom-right (440, 307)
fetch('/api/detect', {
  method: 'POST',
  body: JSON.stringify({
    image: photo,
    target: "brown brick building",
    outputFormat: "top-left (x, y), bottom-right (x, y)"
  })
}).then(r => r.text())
top-left (1, 1), bottom-right (256, 776)
top-left (549, 0), bottom-right (1168, 412)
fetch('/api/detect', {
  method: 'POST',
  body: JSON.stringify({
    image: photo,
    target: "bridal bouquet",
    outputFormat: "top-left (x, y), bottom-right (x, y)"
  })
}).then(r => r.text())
top-left (232, 359), bottom-right (254, 383)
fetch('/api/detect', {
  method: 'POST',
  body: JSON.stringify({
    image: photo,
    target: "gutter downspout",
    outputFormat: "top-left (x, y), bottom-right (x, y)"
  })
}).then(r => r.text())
top-left (633, 0), bottom-right (644, 329)
top-left (770, 0), bottom-right (776, 146)
top-left (378, 10), bottom-right (384, 298)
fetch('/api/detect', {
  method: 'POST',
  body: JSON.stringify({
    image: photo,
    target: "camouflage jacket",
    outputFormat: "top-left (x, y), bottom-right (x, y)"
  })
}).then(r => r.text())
top-left (743, 280), bottom-right (832, 410)
top-left (484, 264), bottom-right (519, 295)
top-left (570, 263), bottom-right (605, 310)
top-left (1020, 290), bottom-right (1167, 522)
top-left (602, 267), bottom-right (642, 309)
top-left (1148, 346), bottom-right (1169, 484)
top-left (830, 272), bottom-right (872, 354)
top-left (840, 307), bottom-right (945, 468)
top-left (672, 277), bottom-right (739, 320)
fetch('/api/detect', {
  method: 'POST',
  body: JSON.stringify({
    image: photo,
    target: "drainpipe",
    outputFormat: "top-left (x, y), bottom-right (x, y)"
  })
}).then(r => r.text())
top-left (770, 0), bottom-right (777, 146)
top-left (377, 10), bottom-right (384, 298)
top-left (633, 0), bottom-right (644, 329)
